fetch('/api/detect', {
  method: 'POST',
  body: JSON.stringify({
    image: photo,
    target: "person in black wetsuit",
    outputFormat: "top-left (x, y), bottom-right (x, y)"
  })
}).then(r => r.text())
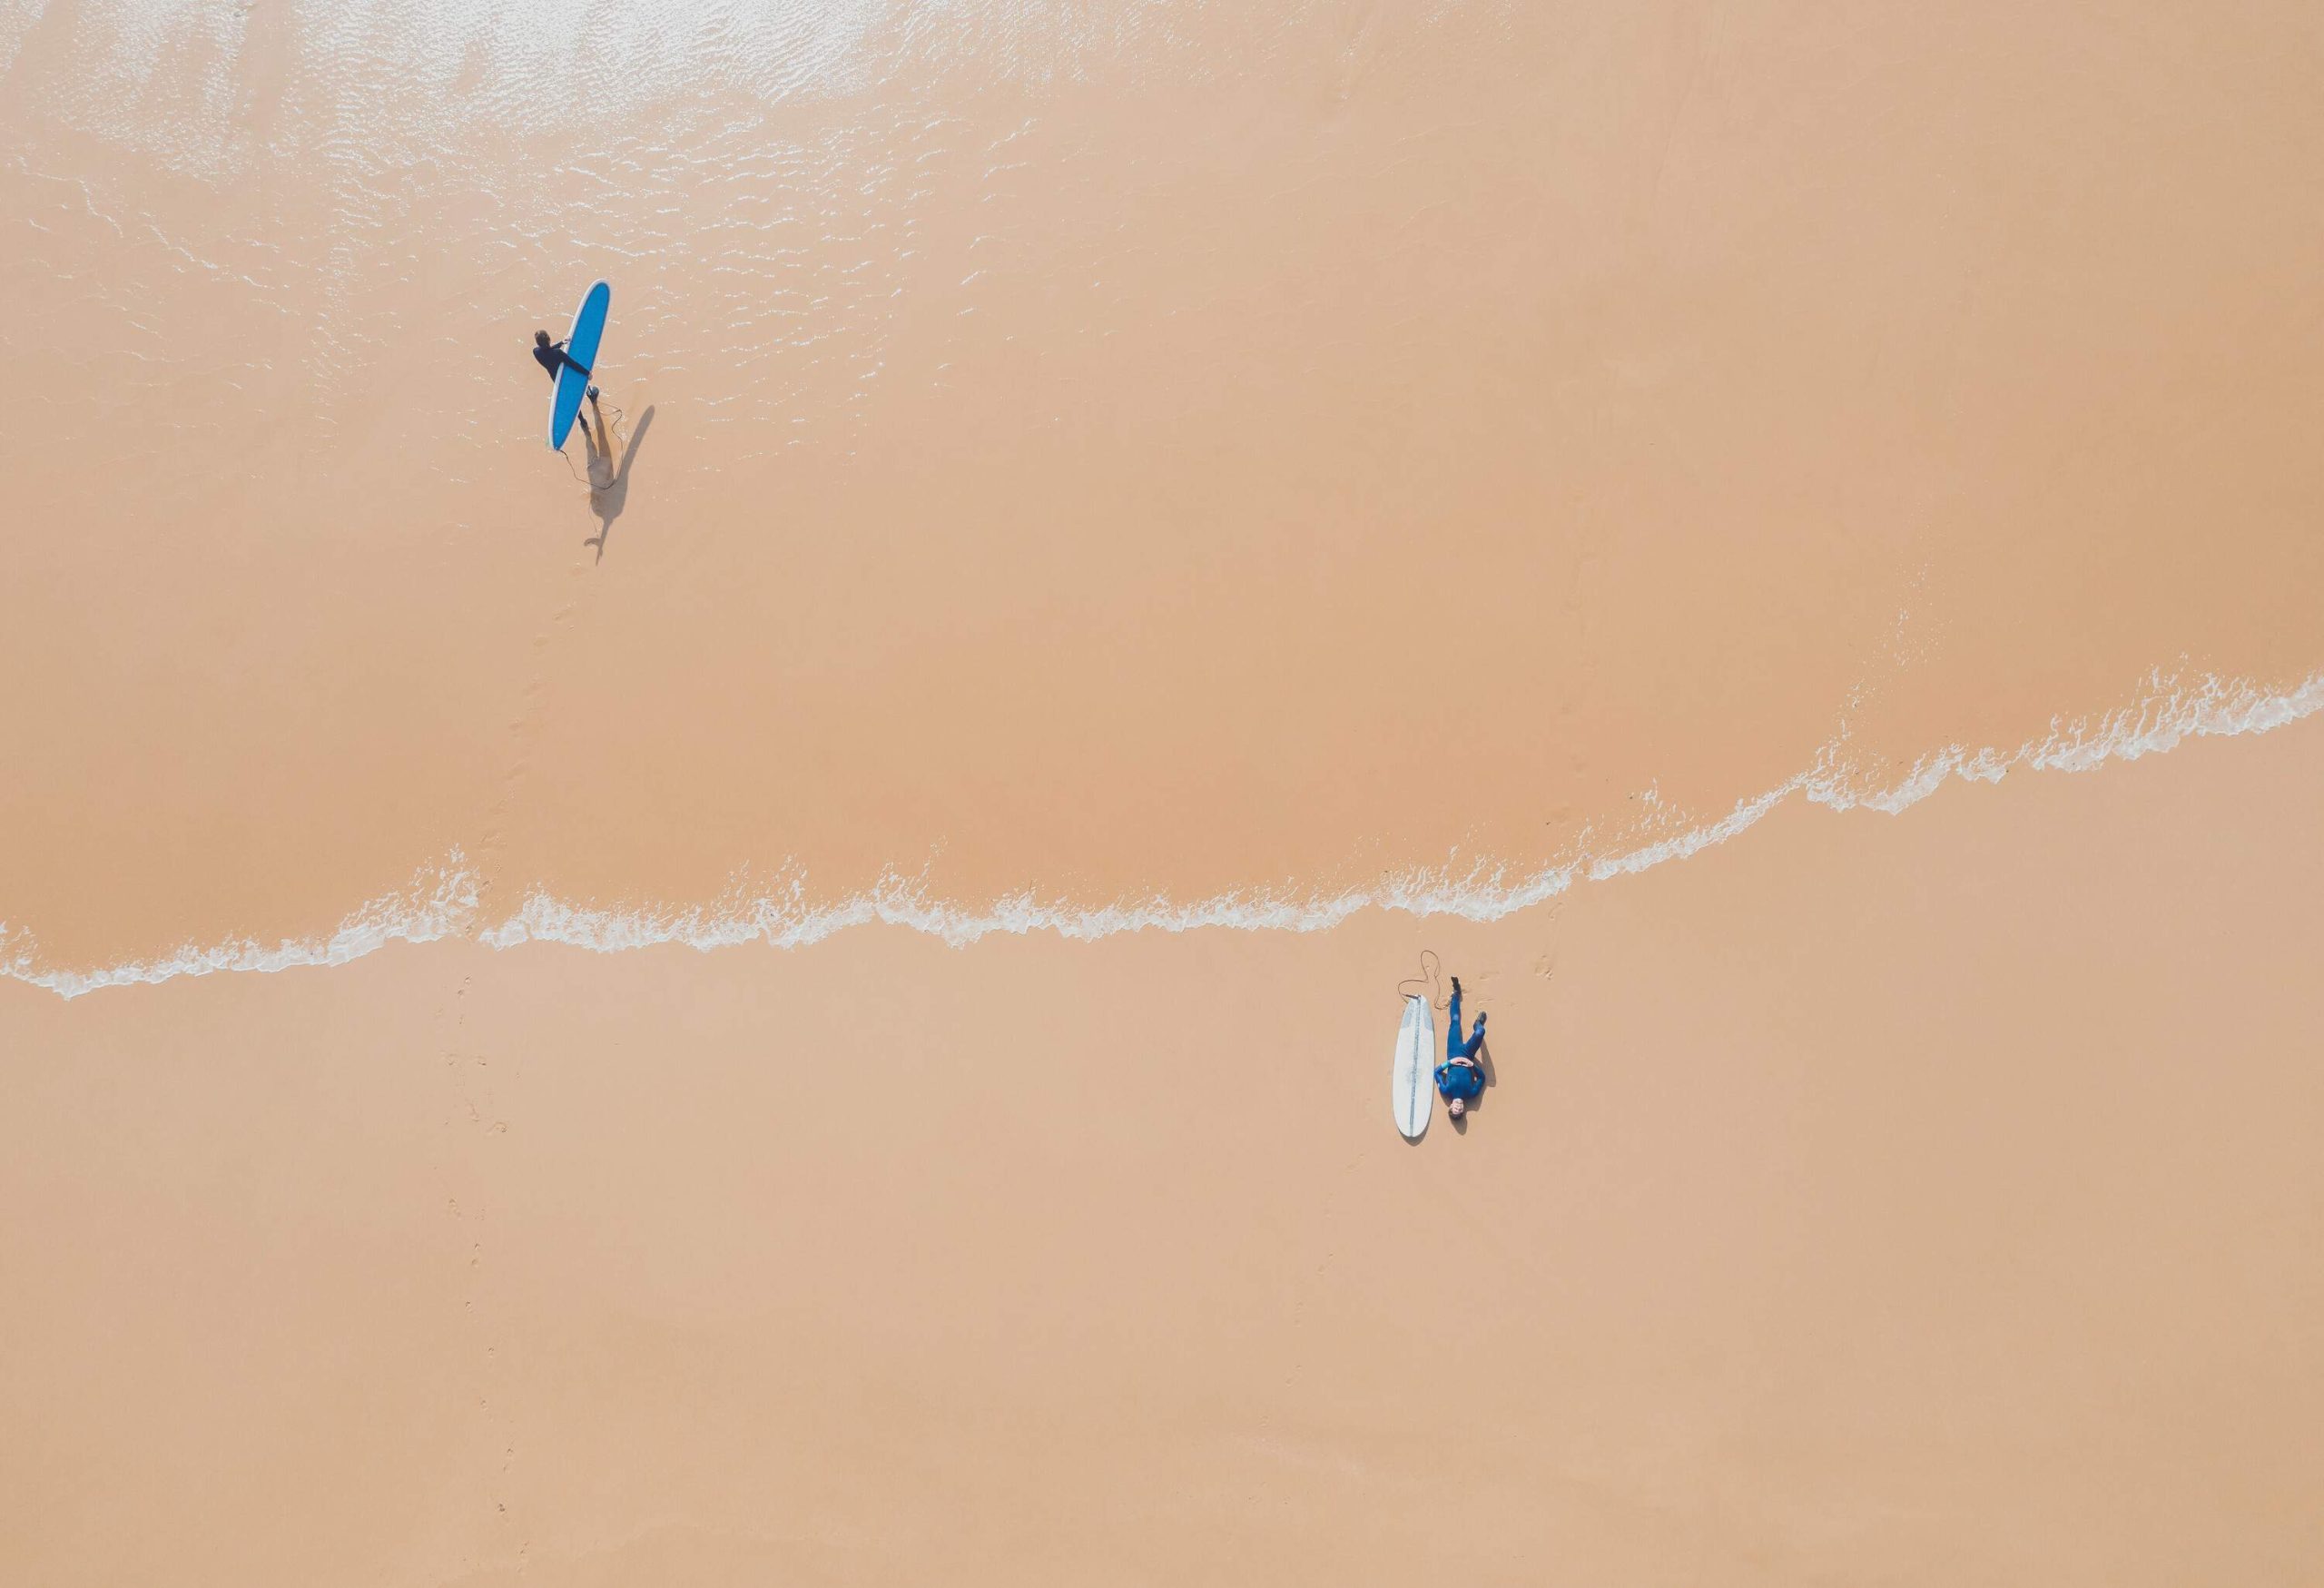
top-left (532, 329), bottom-right (598, 403)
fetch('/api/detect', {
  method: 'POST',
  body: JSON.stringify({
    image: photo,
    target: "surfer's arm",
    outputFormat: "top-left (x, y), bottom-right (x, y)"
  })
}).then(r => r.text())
top-left (539, 339), bottom-right (594, 378)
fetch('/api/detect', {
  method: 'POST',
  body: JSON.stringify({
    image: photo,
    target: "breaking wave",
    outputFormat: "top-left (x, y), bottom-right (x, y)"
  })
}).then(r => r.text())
top-left (7, 668), bottom-right (2320, 999)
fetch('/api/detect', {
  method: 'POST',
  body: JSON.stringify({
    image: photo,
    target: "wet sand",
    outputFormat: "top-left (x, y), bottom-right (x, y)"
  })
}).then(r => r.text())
top-left (7, 719), bottom-right (2324, 1584)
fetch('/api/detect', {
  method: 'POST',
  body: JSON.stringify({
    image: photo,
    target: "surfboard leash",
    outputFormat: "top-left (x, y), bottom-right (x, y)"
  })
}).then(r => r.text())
top-left (1395, 948), bottom-right (1447, 1010)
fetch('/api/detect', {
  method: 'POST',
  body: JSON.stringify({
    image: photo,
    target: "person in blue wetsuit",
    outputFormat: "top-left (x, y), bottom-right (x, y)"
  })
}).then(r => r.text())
top-left (531, 329), bottom-right (599, 404)
top-left (1434, 975), bottom-right (1488, 1119)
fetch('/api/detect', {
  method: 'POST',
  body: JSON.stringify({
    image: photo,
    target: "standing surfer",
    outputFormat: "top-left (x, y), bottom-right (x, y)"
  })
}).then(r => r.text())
top-left (532, 328), bottom-right (599, 411)
top-left (1434, 975), bottom-right (1488, 1119)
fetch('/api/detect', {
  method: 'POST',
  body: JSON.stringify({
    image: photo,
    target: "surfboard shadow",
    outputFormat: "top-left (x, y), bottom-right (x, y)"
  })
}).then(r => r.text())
top-left (585, 404), bottom-right (655, 563)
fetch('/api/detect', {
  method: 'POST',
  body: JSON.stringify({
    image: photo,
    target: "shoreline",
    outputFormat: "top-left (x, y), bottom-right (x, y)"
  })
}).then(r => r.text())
top-left (11, 663), bottom-right (2319, 998)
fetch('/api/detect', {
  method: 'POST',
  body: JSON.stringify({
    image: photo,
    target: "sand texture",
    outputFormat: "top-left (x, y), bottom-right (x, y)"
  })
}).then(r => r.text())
top-left (5, 1), bottom-right (2323, 1582)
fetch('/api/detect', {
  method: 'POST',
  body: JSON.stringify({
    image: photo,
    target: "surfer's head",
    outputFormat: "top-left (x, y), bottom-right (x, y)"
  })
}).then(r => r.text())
top-left (535, 329), bottom-right (552, 348)
top-left (1447, 1097), bottom-right (1467, 1119)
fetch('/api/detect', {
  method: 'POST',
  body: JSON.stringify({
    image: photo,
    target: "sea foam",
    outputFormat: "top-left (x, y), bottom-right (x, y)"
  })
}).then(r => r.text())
top-left (6, 668), bottom-right (2319, 999)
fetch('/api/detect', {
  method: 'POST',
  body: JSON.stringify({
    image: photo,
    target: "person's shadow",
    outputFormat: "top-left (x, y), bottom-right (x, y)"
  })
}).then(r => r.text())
top-left (583, 405), bottom-right (655, 563)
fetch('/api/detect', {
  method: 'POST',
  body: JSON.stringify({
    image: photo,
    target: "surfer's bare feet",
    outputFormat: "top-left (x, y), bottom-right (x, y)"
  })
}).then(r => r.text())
top-left (586, 385), bottom-right (600, 400)
top-left (1451, 975), bottom-right (1462, 996)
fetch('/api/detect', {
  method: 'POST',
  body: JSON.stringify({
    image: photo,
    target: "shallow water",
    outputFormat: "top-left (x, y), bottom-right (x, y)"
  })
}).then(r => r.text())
top-left (5, 0), bottom-right (2322, 980)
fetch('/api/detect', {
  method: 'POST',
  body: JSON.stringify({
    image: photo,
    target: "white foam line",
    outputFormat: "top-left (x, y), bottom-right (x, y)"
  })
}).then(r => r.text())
top-left (3, 863), bottom-right (481, 1001)
top-left (8, 668), bottom-right (2320, 999)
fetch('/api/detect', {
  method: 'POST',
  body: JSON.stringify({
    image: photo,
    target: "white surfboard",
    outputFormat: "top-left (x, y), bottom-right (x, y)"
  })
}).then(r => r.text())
top-left (1393, 995), bottom-right (1436, 1139)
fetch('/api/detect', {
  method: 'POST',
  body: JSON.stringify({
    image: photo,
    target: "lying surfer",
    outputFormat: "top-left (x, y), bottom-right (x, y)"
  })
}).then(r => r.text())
top-left (1434, 975), bottom-right (1488, 1119)
top-left (531, 329), bottom-right (600, 406)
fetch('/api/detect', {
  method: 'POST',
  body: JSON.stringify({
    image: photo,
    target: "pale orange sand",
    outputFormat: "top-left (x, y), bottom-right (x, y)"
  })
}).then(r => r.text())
top-left (6, 1), bottom-right (2324, 1581)
top-left (7, 711), bottom-right (2324, 1584)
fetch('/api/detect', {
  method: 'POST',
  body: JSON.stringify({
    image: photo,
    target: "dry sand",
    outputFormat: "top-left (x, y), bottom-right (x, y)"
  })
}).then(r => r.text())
top-left (5, 0), bottom-right (2324, 1581)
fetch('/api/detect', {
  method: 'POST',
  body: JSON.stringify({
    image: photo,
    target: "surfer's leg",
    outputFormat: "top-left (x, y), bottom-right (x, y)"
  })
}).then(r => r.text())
top-left (1447, 987), bottom-right (1485, 1058)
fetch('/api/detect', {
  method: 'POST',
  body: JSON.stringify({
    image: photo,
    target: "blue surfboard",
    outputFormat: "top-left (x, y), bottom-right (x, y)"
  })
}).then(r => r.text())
top-left (548, 280), bottom-right (611, 449)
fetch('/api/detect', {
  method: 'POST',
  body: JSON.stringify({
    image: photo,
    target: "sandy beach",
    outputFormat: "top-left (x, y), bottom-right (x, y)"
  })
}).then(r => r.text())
top-left (5, 0), bottom-right (2324, 1581)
